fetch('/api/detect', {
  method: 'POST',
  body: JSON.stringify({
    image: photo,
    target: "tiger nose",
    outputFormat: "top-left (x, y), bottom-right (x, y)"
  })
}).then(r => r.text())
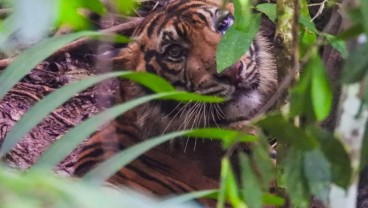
top-left (217, 61), bottom-right (243, 84)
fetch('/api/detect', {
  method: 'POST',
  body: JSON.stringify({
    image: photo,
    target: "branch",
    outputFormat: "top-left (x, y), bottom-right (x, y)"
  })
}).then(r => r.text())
top-left (55, 17), bottom-right (143, 55)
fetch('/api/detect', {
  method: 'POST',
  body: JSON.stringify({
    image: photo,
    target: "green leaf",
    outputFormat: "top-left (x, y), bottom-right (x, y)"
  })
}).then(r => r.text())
top-left (56, 0), bottom-right (106, 29)
top-left (187, 128), bottom-right (257, 148)
top-left (217, 158), bottom-right (246, 208)
top-left (110, 0), bottom-right (138, 15)
top-left (310, 54), bottom-right (333, 121)
top-left (283, 148), bottom-right (310, 208)
top-left (323, 34), bottom-right (348, 58)
top-left (0, 31), bottom-right (101, 100)
top-left (307, 127), bottom-right (352, 189)
top-left (304, 149), bottom-right (331, 204)
top-left (32, 92), bottom-right (180, 170)
top-left (0, 72), bottom-right (128, 157)
top-left (338, 24), bottom-right (364, 40)
top-left (257, 114), bottom-right (318, 150)
top-left (299, 15), bottom-right (319, 34)
top-left (255, 3), bottom-right (276, 22)
top-left (216, 28), bottom-right (257, 72)
top-left (119, 72), bottom-right (175, 93)
top-left (161, 190), bottom-right (217, 206)
top-left (360, 0), bottom-right (368, 34)
top-left (262, 193), bottom-right (285, 206)
top-left (0, 15), bottom-right (15, 48)
top-left (342, 43), bottom-right (368, 84)
top-left (289, 66), bottom-right (312, 118)
top-left (240, 153), bottom-right (263, 208)
top-left (216, 0), bottom-right (260, 72)
top-left (162, 91), bottom-right (224, 103)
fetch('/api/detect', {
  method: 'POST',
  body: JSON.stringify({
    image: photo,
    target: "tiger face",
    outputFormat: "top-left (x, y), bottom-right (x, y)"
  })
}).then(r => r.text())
top-left (116, 0), bottom-right (277, 134)
top-left (75, 0), bottom-right (278, 197)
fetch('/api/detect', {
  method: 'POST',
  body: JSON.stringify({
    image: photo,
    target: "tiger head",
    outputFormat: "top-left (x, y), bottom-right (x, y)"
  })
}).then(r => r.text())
top-left (115, 0), bottom-right (277, 133)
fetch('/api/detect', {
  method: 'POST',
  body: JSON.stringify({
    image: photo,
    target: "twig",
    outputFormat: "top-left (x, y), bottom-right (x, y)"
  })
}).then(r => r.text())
top-left (55, 17), bottom-right (143, 55)
top-left (310, 0), bottom-right (328, 21)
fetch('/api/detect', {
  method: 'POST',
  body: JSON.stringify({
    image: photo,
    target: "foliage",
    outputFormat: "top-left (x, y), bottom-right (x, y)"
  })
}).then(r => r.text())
top-left (0, 0), bottom-right (367, 208)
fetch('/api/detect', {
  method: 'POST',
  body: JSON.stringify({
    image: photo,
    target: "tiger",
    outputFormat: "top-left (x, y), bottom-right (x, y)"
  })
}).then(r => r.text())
top-left (74, 0), bottom-right (277, 205)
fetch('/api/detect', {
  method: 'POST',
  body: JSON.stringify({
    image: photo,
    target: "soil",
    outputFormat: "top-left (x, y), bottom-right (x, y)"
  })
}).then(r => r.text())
top-left (0, 0), bottom-right (167, 175)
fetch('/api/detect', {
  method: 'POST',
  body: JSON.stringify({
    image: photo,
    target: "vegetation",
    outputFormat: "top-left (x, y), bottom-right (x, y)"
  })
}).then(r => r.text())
top-left (0, 0), bottom-right (367, 208)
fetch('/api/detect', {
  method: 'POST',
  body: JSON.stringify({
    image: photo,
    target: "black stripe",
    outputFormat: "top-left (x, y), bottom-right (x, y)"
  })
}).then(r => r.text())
top-left (173, 21), bottom-right (188, 41)
top-left (139, 155), bottom-right (171, 173)
top-left (144, 49), bottom-right (182, 76)
top-left (157, 3), bottom-right (205, 36)
top-left (79, 148), bottom-right (104, 161)
top-left (115, 171), bottom-right (160, 195)
top-left (126, 164), bottom-right (179, 193)
top-left (74, 160), bottom-right (99, 176)
top-left (172, 80), bottom-right (187, 89)
top-left (170, 180), bottom-right (191, 193)
top-left (203, 7), bottom-right (214, 17)
top-left (116, 127), bottom-right (139, 141)
top-left (147, 13), bottom-right (164, 38)
top-left (195, 12), bottom-right (209, 26)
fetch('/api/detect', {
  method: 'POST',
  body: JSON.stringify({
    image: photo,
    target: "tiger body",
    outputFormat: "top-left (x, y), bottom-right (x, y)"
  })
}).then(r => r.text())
top-left (75, 0), bottom-right (277, 202)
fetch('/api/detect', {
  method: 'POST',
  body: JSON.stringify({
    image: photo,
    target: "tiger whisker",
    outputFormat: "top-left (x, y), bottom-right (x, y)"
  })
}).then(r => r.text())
top-left (163, 102), bottom-right (182, 119)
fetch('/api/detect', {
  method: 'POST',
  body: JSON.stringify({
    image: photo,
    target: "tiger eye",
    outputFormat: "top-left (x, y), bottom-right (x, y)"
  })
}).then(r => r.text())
top-left (167, 44), bottom-right (184, 58)
top-left (216, 13), bottom-right (234, 34)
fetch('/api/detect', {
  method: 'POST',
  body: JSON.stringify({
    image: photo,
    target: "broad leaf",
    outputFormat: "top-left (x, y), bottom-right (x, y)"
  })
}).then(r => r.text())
top-left (255, 3), bottom-right (276, 22)
top-left (360, 0), bottom-right (368, 35)
top-left (324, 34), bottom-right (348, 58)
top-left (310, 54), bottom-right (332, 121)
top-left (283, 148), bottom-right (310, 208)
top-left (257, 114), bottom-right (318, 150)
top-left (216, 28), bottom-right (257, 72)
top-left (216, 0), bottom-right (260, 72)
top-left (342, 43), bottom-right (368, 84)
top-left (304, 149), bottom-right (331, 204)
top-left (307, 126), bottom-right (352, 189)
top-left (289, 66), bottom-right (312, 118)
